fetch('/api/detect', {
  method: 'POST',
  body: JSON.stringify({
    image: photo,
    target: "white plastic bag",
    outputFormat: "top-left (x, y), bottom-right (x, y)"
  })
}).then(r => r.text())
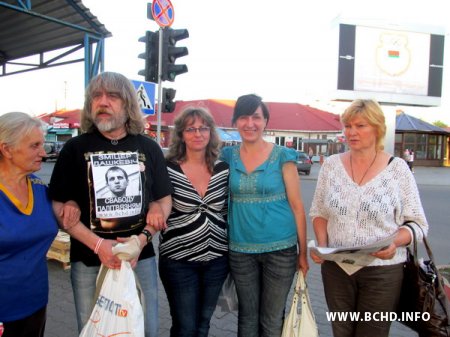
top-left (281, 271), bottom-right (319, 337)
top-left (217, 273), bottom-right (239, 312)
top-left (80, 261), bottom-right (145, 337)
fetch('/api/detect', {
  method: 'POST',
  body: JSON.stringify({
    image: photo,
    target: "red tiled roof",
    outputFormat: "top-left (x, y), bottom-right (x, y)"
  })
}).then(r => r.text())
top-left (146, 99), bottom-right (342, 132)
top-left (265, 102), bottom-right (342, 132)
top-left (37, 100), bottom-right (343, 133)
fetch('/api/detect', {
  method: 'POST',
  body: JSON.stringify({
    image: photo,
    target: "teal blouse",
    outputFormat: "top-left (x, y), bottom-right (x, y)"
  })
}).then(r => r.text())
top-left (220, 145), bottom-right (298, 253)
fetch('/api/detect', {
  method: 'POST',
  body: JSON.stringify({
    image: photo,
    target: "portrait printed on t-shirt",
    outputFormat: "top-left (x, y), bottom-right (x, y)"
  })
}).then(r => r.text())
top-left (90, 152), bottom-right (143, 232)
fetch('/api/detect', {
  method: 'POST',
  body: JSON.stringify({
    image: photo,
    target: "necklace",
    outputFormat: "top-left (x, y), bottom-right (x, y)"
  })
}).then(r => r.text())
top-left (107, 131), bottom-right (127, 145)
top-left (350, 151), bottom-right (378, 185)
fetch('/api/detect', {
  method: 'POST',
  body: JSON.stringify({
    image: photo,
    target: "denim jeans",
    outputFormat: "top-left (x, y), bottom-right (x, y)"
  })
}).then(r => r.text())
top-left (159, 255), bottom-right (229, 337)
top-left (71, 257), bottom-right (159, 337)
top-left (322, 261), bottom-right (403, 337)
top-left (229, 246), bottom-right (298, 337)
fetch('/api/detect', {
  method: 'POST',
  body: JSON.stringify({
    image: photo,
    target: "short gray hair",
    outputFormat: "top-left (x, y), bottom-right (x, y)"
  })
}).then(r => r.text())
top-left (81, 72), bottom-right (145, 135)
top-left (0, 112), bottom-right (44, 158)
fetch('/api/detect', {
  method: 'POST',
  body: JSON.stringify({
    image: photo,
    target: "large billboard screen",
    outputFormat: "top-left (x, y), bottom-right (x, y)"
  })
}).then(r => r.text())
top-left (336, 23), bottom-right (444, 106)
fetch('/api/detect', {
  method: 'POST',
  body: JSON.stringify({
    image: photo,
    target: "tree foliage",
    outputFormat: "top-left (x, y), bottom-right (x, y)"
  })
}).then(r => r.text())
top-left (433, 120), bottom-right (448, 128)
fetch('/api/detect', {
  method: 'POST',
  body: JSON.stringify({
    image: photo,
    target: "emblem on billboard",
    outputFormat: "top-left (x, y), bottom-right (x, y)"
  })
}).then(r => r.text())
top-left (376, 32), bottom-right (411, 77)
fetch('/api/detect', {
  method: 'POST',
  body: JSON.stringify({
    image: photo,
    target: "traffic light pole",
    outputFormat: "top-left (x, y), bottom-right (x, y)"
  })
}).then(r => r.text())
top-left (156, 27), bottom-right (164, 146)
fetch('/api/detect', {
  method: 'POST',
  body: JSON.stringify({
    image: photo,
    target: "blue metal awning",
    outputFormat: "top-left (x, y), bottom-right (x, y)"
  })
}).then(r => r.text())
top-left (216, 128), bottom-right (233, 141)
top-left (48, 128), bottom-right (73, 135)
top-left (227, 130), bottom-right (242, 142)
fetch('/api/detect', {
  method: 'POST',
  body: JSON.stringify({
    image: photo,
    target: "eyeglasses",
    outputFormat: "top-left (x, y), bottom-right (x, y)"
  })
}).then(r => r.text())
top-left (184, 126), bottom-right (210, 134)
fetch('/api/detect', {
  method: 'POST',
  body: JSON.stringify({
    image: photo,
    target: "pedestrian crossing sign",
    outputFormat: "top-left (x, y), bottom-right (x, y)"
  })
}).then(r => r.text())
top-left (131, 80), bottom-right (156, 115)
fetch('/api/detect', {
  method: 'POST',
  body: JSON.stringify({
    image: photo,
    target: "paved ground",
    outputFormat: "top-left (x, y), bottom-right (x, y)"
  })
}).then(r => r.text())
top-left (44, 251), bottom-right (417, 337)
top-left (45, 165), bottom-right (450, 337)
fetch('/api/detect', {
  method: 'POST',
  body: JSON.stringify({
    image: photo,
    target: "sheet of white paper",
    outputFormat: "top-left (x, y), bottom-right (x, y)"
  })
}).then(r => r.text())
top-left (308, 234), bottom-right (396, 266)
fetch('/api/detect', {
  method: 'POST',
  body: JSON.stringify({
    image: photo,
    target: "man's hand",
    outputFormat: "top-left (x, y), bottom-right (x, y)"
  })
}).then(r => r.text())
top-left (113, 236), bottom-right (143, 268)
top-left (62, 201), bottom-right (81, 228)
top-left (97, 239), bottom-right (122, 269)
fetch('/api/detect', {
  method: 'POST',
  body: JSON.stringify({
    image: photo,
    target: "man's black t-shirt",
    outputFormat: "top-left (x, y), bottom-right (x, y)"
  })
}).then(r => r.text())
top-left (49, 131), bottom-right (173, 266)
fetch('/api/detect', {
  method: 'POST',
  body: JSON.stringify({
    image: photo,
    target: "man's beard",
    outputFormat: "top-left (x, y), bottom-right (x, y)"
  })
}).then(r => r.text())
top-left (94, 110), bottom-right (128, 132)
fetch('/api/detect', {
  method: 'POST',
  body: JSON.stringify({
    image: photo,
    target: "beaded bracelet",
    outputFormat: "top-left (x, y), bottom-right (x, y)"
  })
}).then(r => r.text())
top-left (94, 238), bottom-right (104, 254)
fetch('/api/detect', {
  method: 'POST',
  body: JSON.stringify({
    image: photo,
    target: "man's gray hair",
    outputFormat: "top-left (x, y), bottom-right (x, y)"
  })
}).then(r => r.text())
top-left (81, 72), bottom-right (145, 135)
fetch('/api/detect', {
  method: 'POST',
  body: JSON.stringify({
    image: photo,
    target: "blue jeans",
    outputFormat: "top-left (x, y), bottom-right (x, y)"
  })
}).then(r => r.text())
top-left (71, 257), bottom-right (159, 337)
top-left (229, 246), bottom-right (298, 337)
top-left (159, 255), bottom-right (229, 337)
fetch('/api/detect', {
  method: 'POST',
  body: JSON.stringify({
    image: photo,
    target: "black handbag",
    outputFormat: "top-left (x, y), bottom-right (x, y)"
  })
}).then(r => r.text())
top-left (397, 222), bottom-right (450, 336)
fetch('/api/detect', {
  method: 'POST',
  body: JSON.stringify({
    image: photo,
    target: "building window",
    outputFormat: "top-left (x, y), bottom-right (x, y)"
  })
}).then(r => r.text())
top-left (428, 135), bottom-right (443, 160)
top-left (404, 133), bottom-right (415, 144)
top-left (437, 136), bottom-right (443, 160)
top-left (415, 134), bottom-right (427, 160)
top-left (394, 133), bottom-right (403, 157)
top-left (397, 132), bottom-right (445, 163)
top-left (292, 137), bottom-right (303, 151)
top-left (275, 136), bottom-right (285, 146)
top-left (404, 132), bottom-right (417, 158)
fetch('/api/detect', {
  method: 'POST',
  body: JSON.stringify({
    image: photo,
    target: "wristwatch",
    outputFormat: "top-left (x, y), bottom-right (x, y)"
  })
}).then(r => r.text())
top-left (141, 229), bottom-right (153, 243)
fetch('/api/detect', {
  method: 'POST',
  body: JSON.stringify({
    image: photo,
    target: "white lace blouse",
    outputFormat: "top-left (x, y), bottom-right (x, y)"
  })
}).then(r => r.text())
top-left (310, 154), bottom-right (428, 266)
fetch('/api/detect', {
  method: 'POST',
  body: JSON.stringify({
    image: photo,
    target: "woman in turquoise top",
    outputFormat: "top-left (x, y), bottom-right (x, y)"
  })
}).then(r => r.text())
top-left (221, 94), bottom-right (309, 337)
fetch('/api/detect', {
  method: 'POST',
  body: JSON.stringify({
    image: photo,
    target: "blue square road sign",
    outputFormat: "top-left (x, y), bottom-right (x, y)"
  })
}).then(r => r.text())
top-left (131, 80), bottom-right (156, 115)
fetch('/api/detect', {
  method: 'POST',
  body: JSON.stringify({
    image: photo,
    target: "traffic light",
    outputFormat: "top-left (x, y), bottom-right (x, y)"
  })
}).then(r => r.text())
top-left (161, 28), bottom-right (189, 82)
top-left (138, 31), bottom-right (159, 83)
top-left (161, 88), bottom-right (176, 113)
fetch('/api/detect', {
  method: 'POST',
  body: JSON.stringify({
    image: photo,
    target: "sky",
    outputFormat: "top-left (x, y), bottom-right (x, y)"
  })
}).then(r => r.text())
top-left (1, 0), bottom-right (450, 124)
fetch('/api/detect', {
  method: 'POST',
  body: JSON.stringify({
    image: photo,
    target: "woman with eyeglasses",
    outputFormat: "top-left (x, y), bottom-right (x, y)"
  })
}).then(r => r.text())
top-left (159, 107), bottom-right (229, 337)
top-left (220, 94), bottom-right (309, 337)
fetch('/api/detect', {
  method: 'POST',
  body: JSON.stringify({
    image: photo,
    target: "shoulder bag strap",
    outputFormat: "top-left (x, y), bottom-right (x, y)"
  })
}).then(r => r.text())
top-left (403, 221), bottom-right (435, 264)
top-left (402, 222), bottom-right (419, 266)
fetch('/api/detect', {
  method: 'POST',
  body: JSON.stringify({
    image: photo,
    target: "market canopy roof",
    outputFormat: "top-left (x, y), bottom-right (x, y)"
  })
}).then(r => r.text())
top-left (217, 128), bottom-right (241, 142)
top-left (226, 130), bottom-right (241, 142)
top-left (396, 112), bottom-right (449, 134)
top-left (216, 128), bottom-right (233, 141)
top-left (0, 0), bottom-right (111, 78)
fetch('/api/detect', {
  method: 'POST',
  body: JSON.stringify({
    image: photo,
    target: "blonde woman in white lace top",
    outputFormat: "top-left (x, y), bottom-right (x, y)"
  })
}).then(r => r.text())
top-left (310, 99), bottom-right (428, 337)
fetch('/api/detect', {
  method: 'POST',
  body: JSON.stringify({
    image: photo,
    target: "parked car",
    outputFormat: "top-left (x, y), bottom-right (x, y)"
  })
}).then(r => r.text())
top-left (311, 154), bottom-right (328, 163)
top-left (296, 151), bottom-right (312, 175)
top-left (43, 141), bottom-right (65, 161)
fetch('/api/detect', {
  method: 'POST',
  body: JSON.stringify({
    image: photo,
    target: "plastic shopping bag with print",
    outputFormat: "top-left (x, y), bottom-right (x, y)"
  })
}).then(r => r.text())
top-left (80, 261), bottom-right (144, 337)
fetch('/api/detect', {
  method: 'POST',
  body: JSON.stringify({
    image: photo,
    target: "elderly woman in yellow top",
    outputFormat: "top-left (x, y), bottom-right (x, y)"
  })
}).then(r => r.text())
top-left (0, 112), bottom-right (76, 337)
top-left (310, 99), bottom-right (428, 337)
